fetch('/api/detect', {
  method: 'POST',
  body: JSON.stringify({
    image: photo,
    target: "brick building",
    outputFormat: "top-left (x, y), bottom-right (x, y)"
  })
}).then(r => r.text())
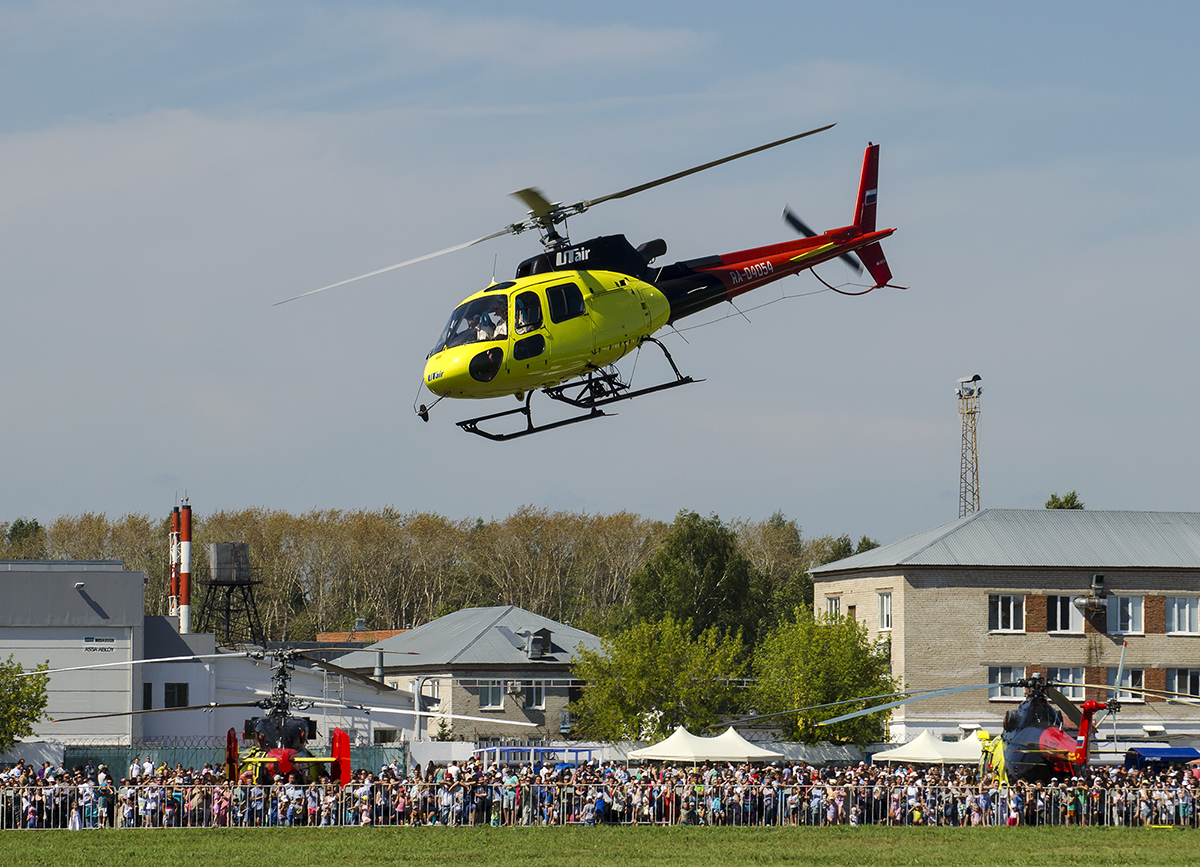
top-left (334, 606), bottom-right (601, 743)
top-left (810, 509), bottom-right (1200, 743)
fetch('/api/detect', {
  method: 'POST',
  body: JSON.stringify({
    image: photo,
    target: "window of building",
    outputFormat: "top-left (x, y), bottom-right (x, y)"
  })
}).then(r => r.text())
top-left (524, 681), bottom-right (545, 710)
top-left (826, 596), bottom-right (841, 618)
top-left (373, 728), bottom-right (399, 744)
top-left (988, 595), bottom-right (1025, 632)
top-left (878, 592), bottom-right (892, 631)
top-left (164, 683), bottom-right (189, 709)
top-left (1047, 596), bottom-right (1084, 633)
top-left (1046, 667), bottom-right (1085, 701)
top-left (1107, 596), bottom-right (1143, 634)
top-left (480, 680), bottom-right (503, 710)
top-left (989, 666), bottom-right (1025, 699)
top-left (143, 682), bottom-right (153, 711)
top-left (1166, 668), bottom-right (1200, 701)
top-left (1107, 667), bottom-right (1144, 701)
top-left (1166, 597), bottom-right (1199, 635)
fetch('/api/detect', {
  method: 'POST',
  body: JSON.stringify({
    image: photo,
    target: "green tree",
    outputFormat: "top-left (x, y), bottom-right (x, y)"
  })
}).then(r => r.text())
top-left (0, 656), bottom-right (50, 751)
top-left (816, 533), bottom-right (880, 566)
top-left (736, 512), bottom-right (814, 631)
top-left (570, 616), bottom-right (745, 741)
top-left (3, 518), bottom-right (46, 559)
top-left (751, 608), bottom-right (896, 745)
top-left (629, 511), bottom-right (768, 646)
top-left (1045, 491), bottom-right (1085, 509)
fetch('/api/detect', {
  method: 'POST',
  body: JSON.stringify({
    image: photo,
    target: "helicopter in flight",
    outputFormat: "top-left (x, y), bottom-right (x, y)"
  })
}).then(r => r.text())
top-left (281, 124), bottom-right (903, 440)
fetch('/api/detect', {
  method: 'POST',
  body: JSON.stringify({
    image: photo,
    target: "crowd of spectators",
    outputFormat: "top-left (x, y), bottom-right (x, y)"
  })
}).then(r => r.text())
top-left (2, 754), bottom-right (1198, 829)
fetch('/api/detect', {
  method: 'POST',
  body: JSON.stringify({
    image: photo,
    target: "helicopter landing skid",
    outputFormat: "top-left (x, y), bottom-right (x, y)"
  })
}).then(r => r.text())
top-left (456, 394), bottom-right (609, 442)
top-left (455, 338), bottom-right (699, 441)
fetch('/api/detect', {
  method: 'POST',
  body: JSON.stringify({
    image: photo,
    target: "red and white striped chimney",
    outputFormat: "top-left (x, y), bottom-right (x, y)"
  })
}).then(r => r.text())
top-left (169, 506), bottom-right (181, 617)
top-left (179, 501), bottom-right (193, 634)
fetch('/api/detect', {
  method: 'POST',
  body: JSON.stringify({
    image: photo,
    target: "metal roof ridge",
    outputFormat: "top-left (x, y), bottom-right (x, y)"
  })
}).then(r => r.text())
top-left (447, 605), bottom-right (517, 665)
top-left (896, 509), bottom-right (990, 565)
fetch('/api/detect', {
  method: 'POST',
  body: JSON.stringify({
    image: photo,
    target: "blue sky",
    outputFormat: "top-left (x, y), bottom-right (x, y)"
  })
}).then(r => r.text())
top-left (3, 1), bottom-right (1199, 544)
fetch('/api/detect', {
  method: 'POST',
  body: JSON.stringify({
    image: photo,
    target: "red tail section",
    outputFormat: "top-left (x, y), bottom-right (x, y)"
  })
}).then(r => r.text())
top-left (225, 727), bottom-right (239, 782)
top-left (853, 143), bottom-right (893, 288)
top-left (853, 143), bottom-right (879, 232)
top-left (330, 727), bottom-right (352, 788)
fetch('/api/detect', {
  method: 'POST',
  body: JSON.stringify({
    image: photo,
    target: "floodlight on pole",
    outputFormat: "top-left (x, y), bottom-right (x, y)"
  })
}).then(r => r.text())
top-left (956, 375), bottom-right (982, 518)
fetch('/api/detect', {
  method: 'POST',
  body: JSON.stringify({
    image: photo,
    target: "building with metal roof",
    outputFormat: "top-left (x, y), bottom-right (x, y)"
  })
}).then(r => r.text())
top-left (811, 509), bottom-right (1200, 745)
top-left (335, 606), bottom-right (602, 743)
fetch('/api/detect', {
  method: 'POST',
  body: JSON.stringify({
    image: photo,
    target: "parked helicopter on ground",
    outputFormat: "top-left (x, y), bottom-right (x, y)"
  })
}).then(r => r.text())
top-left (31, 647), bottom-right (536, 785)
top-left (726, 643), bottom-right (1199, 785)
top-left (280, 125), bottom-right (903, 439)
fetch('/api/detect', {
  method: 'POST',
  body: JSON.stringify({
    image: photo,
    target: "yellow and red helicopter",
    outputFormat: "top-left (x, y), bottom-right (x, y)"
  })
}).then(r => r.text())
top-left (729, 643), bottom-right (1200, 785)
top-left (281, 125), bottom-right (903, 440)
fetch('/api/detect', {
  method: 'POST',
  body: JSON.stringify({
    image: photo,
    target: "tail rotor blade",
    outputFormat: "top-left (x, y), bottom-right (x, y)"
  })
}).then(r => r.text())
top-left (782, 207), bottom-right (817, 237)
top-left (782, 207), bottom-right (863, 274)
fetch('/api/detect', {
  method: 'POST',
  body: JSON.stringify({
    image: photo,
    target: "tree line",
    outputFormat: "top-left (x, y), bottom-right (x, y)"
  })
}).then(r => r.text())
top-left (0, 507), bottom-right (868, 640)
top-left (2, 507), bottom-right (890, 744)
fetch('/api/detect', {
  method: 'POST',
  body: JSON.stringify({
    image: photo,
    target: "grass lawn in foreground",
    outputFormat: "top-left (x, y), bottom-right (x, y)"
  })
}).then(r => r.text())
top-left (0, 826), bottom-right (1196, 867)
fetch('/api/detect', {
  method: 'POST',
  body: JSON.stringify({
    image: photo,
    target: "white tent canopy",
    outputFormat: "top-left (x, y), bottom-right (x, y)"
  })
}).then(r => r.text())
top-left (709, 727), bottom-right (784, 761)
top-left (871, 729), bottom-right (983, 765)
top-left (628, 726), bottom-right (783, 763)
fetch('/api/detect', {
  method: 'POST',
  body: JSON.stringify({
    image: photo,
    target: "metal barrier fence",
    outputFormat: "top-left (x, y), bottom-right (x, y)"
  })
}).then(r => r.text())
top-left (2, 781), bottom-right (1196, 829)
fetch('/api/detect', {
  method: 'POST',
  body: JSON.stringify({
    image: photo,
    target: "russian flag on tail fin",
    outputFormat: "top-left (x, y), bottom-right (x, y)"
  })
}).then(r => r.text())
top-left (853, 143), bottom-right (894, 288)
top-left (854, 143), bottom-right (879, 233)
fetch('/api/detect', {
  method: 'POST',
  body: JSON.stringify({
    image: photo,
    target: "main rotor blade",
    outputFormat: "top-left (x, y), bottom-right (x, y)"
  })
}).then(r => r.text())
top-left (296, 654), bottom-right (391, 691)
top-left (583, 124), bottom-right (835, 209)
top-left (718, 683), bottom-right (995, 729)
top-left (817, 682), bottom-right (1018, 727)
top-left (510, 187), bottom-right (557, 219)
top-left (17, 652), bottom-right (247, 677)
top-left (275, 228), bottom-right (513, 306)
top-left (1045, 686), bottom-right (1084, 727)
top-left (299, 697), bottom-right (538, 728)
top-left (49, 701), bottom-right (260, 723)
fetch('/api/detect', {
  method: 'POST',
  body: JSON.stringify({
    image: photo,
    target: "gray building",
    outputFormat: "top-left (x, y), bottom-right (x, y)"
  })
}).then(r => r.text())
top-left (1, 561), bottom-right (146, 744)
top-left (1, 560), bottom-right (417, 751)
top-left (336, 606), bottom-right (602, 743)
top-left (811, 509), bottom-right (1200, 744)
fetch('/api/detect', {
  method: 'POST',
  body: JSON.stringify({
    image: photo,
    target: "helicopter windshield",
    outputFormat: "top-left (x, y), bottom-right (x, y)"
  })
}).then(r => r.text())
top-left (429, 295), bottom-right (509, 357)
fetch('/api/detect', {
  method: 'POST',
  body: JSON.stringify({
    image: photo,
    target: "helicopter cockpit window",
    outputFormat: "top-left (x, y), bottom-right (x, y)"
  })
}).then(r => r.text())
top-left (546, 282), bottom-right (585, 324)
top-left (514, 291), bottom-right (543, 335)
top-left (430, 295), bottom-right (510, 356)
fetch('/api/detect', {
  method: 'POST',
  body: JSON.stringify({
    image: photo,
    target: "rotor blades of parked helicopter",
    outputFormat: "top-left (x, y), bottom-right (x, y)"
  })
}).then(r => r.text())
top-left (1045, 686), bottom-right (1084, 727)
top-left (1093, 641), bottom-right (1128, 729)
top-left (15, 651), bottom-right (249, 678)
top-left (1076, 680), bottom-right (1200, 705)
top-left (781, 206), bottom-right (863, 274)
top-left (815, 682), bottom-right (1021, 727)
top-left (48, 701), bottom-right (262, 724)
top-left (274, 228), bottom-right (514, 306)
top-left (297, 697), bottom-right (539, 728)
top-left (716, 683), bottom-right (998, 730)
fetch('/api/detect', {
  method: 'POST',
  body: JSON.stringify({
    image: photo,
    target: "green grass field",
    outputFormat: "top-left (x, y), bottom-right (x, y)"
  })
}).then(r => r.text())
top-left (0, 826), bottom-right (1195, 867)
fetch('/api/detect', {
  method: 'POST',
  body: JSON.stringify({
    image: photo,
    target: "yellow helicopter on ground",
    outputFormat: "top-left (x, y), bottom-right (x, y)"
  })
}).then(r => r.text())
top-left (282, 125), bottom-right (902, 440)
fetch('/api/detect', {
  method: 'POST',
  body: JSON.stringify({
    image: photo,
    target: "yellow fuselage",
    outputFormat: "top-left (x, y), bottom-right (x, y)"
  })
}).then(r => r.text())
top-left (424, 270), bottom-right (671, 400)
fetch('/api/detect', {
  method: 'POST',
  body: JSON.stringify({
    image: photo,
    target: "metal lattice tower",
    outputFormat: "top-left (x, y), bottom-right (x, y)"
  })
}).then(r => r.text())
top-left (195, 542), bottom-right (266, 647)
top-left (957, 375), bottom-right (982, 517)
